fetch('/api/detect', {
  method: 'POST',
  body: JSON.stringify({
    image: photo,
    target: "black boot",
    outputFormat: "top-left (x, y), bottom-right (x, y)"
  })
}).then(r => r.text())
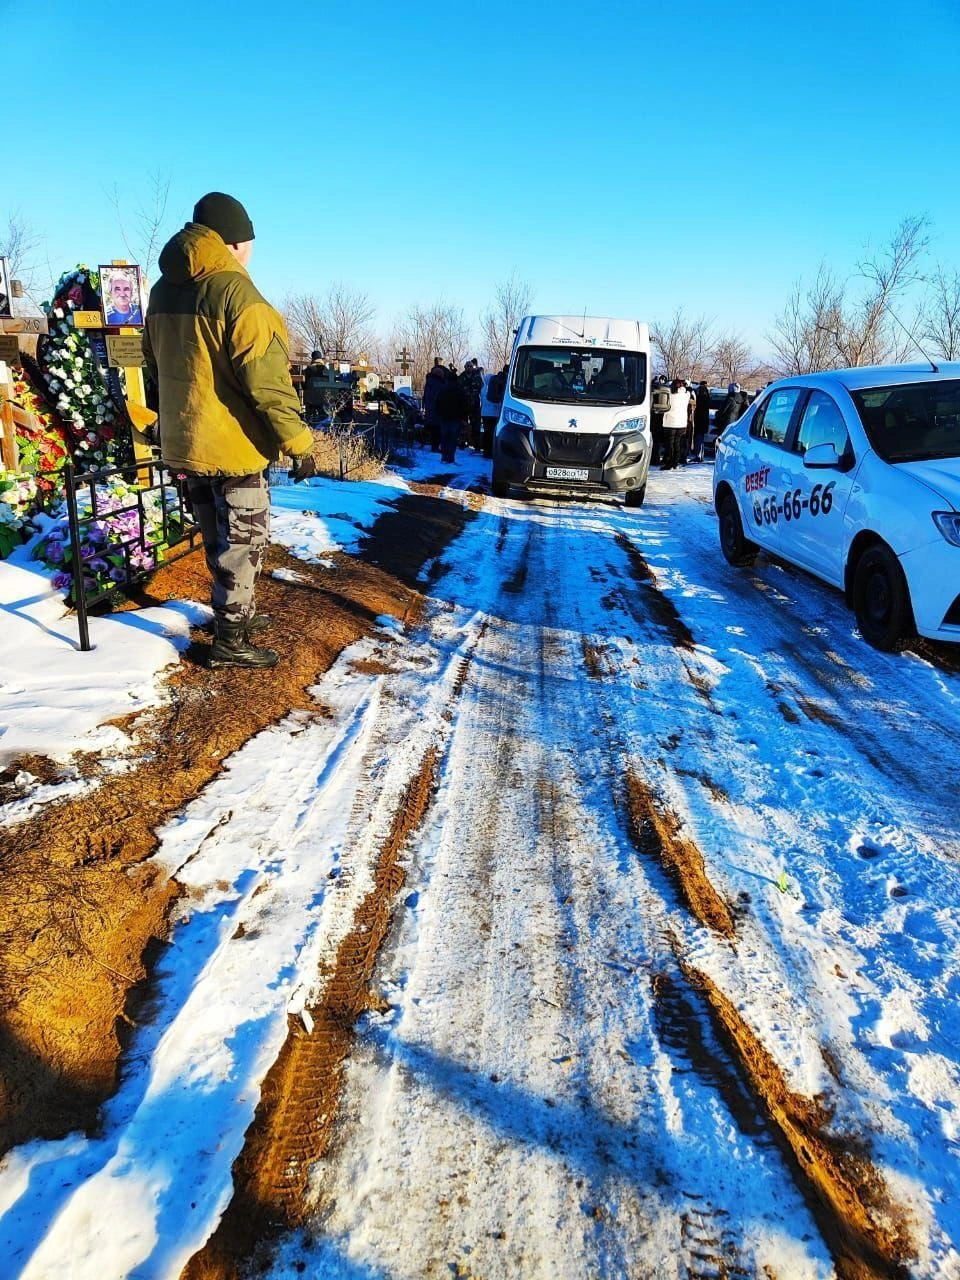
top-left (246, 613), bottom-right (272, 634)
top-left (209, 617), bottom-right (278, 669)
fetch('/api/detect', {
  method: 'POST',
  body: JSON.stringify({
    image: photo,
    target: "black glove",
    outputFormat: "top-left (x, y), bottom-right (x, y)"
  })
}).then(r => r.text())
top-left (289, 453), bottom-right (317, 483)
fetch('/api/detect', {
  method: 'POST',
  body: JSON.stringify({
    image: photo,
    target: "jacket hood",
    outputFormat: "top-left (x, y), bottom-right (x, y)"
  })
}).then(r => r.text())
top-left (157, 222), bottom-right (244, 286)
top-left (898, 457), bottom-right (960, 510)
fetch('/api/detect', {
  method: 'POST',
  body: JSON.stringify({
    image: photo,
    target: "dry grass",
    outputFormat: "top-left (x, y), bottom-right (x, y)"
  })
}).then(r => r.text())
top-left (307, 425), bottom-right (387, 482)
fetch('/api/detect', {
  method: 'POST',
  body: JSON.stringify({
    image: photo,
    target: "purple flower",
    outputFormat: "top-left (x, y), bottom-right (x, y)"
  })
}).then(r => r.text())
top-left (87, 556), bottom-right (109, 573)
top-left (51, 572), bottom-right (71, 591)
top-left (45, 540), bottom-right (65, 564)
top-left (109, 566), bottom-right (127, 583)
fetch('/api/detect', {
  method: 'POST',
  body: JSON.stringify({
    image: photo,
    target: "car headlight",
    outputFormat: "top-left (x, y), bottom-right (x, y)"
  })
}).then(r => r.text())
top-left (613, 416), bottom-right (646, 434)
top-left (932, 511), bottom-right (960, 547)
top-left (503, 407), bottom-right (534, 428)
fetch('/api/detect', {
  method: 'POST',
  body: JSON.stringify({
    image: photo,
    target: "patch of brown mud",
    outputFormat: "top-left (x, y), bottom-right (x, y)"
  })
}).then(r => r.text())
top-left (581, 636), bottom-right (614, 680)
top-left (406, 478), bottom-right (486, 511)
top-left (0, 492), bottom-right (471, 1158)
top-left (625, 772), bottom-right (735, 938)
top-left (796, 695), bottom-right (843, 730)
top-left (674, 767), bottom-right (730, 804)
top-left (682, 961), bottom-right (914, 1280)
top-left (614, 533), bottom-right (695, 651)
top-left (182, 747), bottom-right (440, 1280)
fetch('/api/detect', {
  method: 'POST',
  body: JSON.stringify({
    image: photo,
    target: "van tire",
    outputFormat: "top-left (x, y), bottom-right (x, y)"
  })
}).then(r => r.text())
top-left (718, 492), bottom-right (758, 566)
top-left (624, 484), bottom-right (646, 508)
top-left (852, 543), bottom-right (913, 651)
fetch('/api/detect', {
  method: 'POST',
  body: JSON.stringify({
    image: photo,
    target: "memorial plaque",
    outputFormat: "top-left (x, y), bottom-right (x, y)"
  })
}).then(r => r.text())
top-left (72, 310), bottom-right (104, 329)
top-left (106, 334), bottom-right (146, 367)
top-left (0, 335), bottom-right (21, 364)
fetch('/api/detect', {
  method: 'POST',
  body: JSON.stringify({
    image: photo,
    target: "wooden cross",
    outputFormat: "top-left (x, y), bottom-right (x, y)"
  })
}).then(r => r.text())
top-left (395, 346), bottom-right (413, 374)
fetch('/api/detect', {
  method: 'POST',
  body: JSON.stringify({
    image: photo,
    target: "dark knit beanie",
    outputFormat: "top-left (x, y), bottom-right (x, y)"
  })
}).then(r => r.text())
top-left (192, 192), bottom-right (255, 243)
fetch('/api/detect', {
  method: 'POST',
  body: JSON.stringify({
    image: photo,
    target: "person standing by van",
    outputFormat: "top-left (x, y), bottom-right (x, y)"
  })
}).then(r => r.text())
top-left (660, 377), bottom-right (692, 470)
top-left (650, 375), bottom-right (671, 465)
top-left (436, 375), bottom-right (468, 463)
top-left (692, 380), bottom-right (711, 461)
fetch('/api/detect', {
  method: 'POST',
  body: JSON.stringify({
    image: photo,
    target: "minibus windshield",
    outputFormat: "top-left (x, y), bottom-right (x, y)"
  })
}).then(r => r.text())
top-left (511, 347), bottom-right (647, 406)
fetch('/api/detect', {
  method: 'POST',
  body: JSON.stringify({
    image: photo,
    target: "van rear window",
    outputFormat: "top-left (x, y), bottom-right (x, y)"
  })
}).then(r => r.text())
top-left (512, 347), bottom-right (646, 406)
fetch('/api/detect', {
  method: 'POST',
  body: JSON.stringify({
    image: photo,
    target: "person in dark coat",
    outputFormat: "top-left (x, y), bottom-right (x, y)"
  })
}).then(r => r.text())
top-left (435, 377), bottom-right (468, 463)
top-left (692, 381), bottom-right (711, 461)
top-left (459, 358), bottom-right (484, 448)
top-left (714, 382), bottom-right (742, 437)
top-left (422, 357), bottom-right (448, 452)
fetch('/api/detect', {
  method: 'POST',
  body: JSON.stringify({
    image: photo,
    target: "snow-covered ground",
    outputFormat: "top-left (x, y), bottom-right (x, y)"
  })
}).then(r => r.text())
top-left (1, 452), bottom-right (959, 1278)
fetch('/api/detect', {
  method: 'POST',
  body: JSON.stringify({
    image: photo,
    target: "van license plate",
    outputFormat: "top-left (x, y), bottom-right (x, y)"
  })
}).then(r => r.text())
top-left (545, 466), bottom-right (589, 481)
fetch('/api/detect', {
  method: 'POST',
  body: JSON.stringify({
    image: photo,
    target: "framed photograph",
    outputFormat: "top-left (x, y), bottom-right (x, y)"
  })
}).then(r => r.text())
top-left (99, 264), bottom-right (144, 327)
top-left (0, 257), bottom-right (11, 318)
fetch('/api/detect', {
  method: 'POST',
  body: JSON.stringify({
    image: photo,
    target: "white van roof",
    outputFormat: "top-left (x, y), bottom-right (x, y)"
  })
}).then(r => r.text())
top-left (516, 315), bottom-right (649, 350)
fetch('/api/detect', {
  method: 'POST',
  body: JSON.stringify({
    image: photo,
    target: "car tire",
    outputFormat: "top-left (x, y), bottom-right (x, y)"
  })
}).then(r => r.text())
top-left (491, 467), bottom-right (510, 499)
top-left (718, 491), bottom-right (758, 566)
top-left (624, 483), bottom-right (646, 508)
top-left (852, 543), bottom-right (914, 651)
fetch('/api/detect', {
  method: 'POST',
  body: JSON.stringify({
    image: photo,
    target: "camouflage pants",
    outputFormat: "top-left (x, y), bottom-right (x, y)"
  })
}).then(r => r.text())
top-left (185, 471), bottom-right (269, 621)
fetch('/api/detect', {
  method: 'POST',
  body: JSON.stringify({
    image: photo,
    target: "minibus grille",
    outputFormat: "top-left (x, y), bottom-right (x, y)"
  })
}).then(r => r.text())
top-left (534, 431), bottom-right (611, 466)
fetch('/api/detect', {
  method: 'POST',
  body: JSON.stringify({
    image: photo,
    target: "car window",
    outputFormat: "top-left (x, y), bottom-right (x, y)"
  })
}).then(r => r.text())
top-left (750, 388), bottom-right (804, 446)
top-left (795, 390), bottom-right (851, 457)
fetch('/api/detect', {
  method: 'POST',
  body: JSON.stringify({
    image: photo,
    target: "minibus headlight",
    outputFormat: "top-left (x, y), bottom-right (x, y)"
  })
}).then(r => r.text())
top-left (613, 416), bottom-right (646, 434)
top-left (503, 407), bottom-right (534, 428)
top-left (933, 511), bottom-right (960, 547)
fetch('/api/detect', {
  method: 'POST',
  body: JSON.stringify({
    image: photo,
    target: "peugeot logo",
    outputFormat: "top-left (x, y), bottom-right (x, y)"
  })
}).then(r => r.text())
top-left (568, 418), bottom-right (578, 430)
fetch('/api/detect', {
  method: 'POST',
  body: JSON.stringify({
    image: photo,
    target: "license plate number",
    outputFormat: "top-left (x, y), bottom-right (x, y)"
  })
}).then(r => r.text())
top-left (545, 466), bottom-right (589, 481)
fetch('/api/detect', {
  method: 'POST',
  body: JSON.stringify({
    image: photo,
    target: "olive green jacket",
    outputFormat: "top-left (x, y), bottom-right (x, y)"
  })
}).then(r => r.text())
top-left (143, 224), bottom-right (312, 475)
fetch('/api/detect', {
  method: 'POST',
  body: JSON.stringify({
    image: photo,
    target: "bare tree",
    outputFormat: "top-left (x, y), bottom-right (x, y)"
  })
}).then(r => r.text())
top-left (769, 216), bottom-right (931, 373)
top-left (920, 264), bottom-right (960, 360)
top-left (0, 210), bottom-right (43, 296)
top-left (479, 272), bottom-right (533, 370)
top-left (390, 302), bottom-right (471, 391)
top-left (710, 330), bottom-right (754, 385)
top-left (651, 310), bottom-right (715, 379)
top-left (106, 170), bottom-right (173, 281)
top-left (769, 266), bottom-right (844, 375)
top-left (283, 283), bottom-right (375, 364)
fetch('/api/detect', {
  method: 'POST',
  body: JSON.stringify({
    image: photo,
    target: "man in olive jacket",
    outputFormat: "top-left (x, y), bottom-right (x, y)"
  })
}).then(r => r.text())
top-left (143, 192), bottom-right (315, 669)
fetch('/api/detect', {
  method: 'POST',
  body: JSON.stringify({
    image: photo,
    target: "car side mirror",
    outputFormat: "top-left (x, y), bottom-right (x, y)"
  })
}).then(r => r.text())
top-left (803, 442), bottom-right (843, 469)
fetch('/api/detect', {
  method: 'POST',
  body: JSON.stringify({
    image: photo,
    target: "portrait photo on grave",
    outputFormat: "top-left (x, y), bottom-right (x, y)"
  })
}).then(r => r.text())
top-left (0, 257), bottom-right (11, 318)
top-left (99, 264), bottom-right (144, 327)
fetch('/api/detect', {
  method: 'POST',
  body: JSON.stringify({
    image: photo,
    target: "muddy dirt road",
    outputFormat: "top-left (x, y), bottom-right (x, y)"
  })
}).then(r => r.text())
top-left (2, 464), bottom-right (959, 1279)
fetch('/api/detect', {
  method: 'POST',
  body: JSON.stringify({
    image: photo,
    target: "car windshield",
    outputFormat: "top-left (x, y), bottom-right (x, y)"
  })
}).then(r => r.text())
top-left (850, 378), bottom-right (960, 462)
top-left (511, 347), bottom-right (646, 406)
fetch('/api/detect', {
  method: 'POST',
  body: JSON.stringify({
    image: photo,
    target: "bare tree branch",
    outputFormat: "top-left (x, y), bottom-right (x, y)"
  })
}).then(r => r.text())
top-left (479, 272), bottom-right (533, 370)
top-left (650, 310), bottom-right (715, 380)
top-left (105, 170), bottom-right (173, 281)
top-left (390, 302), bottom-right (471, 391)
top-left (920, 264), bottom-right (960, 360)
top-left (0, 210), bottom-right (44, 296)
top-left (283, 283), bottom-right (375, 364)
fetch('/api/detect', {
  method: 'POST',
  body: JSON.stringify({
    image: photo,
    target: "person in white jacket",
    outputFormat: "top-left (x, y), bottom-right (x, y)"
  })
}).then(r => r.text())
top-left (660, 378), bottom-right (692, 470)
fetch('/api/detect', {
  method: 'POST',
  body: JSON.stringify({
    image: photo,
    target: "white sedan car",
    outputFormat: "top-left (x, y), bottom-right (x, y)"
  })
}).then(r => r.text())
top-left (713, 364), bottom-right (960, 650)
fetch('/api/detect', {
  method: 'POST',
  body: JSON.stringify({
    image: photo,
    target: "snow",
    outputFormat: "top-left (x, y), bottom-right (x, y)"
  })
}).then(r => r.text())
top-left (2, 450), bottom-right (959, 1277)
top-left (0, 541), bottom-right (207, 769)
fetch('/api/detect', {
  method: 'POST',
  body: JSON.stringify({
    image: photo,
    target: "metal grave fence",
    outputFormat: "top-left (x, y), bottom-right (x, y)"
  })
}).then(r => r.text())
top-left (62, 458), bottom-right (202, 651)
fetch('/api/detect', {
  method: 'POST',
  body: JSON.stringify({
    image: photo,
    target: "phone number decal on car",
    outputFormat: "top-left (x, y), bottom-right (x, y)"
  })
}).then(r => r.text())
top-left (753, 483), bottom-right (837, 527)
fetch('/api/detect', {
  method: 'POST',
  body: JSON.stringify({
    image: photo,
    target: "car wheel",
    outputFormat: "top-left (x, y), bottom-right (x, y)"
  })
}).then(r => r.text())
top-left (624, 483), bottom-right (646, 508)
top-left (718, 492), bottom-right (758, 566)
top-left (852, 544), bottom-right (913, 651)
top-left (491, 467), bottom-right (510, 499)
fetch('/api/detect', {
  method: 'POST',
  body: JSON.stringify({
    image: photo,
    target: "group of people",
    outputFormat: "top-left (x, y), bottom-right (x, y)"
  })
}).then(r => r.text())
top-left (421, 356), bottom-right (507, 463)
top-left (651, 377), bottom-right (754, 469)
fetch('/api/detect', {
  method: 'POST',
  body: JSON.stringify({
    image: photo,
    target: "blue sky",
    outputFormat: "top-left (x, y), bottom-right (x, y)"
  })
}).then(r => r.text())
top-left (5, 0), bottom-right (959, 356)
